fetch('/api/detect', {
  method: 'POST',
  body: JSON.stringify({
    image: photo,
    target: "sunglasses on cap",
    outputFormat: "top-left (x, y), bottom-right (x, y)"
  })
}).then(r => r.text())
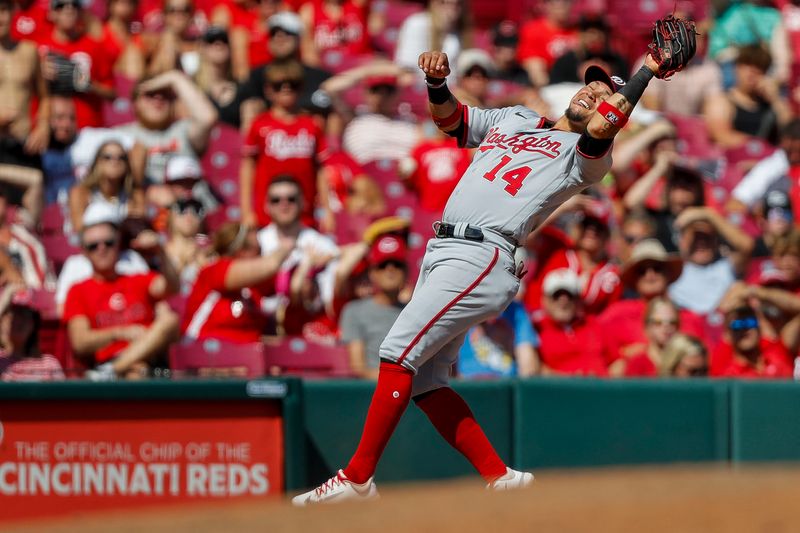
top-left (171, 199), bottom-right (204, 217)
top-left (269, 194), bottom-right (299, 205)
top-left (269, 79), bottom-right (302, 92)
top-left (729, 317), bottom-right (759, 332)
top-left (84, 238), bottom-right (117, 252)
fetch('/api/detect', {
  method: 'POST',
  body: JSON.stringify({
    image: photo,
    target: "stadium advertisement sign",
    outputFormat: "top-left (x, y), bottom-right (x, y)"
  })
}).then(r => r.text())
top-left (0, 400), bottom-right (284, 521)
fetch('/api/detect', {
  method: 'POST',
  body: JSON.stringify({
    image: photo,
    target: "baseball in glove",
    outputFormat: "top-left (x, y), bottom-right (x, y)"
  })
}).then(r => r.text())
top-left (47, 53), bottom-right (91, 95)
top-left (648, 14), bottom-right (698, 80)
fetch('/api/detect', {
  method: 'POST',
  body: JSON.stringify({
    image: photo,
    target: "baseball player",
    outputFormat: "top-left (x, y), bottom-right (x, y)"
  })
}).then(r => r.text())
top-left (293, 16), bottom-right (697, 505)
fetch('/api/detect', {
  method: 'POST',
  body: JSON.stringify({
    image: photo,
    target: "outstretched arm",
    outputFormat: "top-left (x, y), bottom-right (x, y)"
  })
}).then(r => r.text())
top-left (417, 51), bottom-right (466, 140)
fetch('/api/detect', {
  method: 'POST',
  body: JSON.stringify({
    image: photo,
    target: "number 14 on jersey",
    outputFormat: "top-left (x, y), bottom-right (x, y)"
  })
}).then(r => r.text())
top-left (482, 155), bottom-right (532, 197)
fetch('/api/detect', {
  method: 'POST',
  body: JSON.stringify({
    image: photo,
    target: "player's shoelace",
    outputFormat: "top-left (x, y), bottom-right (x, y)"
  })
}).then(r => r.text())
top-left (315, 473), bottom-right (345, 496)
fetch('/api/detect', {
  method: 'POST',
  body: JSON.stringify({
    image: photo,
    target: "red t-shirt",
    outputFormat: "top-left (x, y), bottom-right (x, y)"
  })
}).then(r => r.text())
top-left (39, 31), bottom-right (115, 128)
top-left (63, 273), bottom-right (158, 363)
top-left (598, 299), bottom-right (707, 365)
top-left (535, 315), bottom-right (608, 376)
top-left (181, 258), bottom-right (275, 343)
top-left (11, 4), bottom-right (52, 44)
top-left (243, 111), bottom-right (328, 226)
top-left (408, 137), bottom-right (471, 213)
top-left (311, 0), bottom-right (370, 60)
top-left (710, 338), bottom-right (793, 378)
top-left (525, 248), bottom-right (622, 316)
top-left (517, 18), bottom-right (577, 68)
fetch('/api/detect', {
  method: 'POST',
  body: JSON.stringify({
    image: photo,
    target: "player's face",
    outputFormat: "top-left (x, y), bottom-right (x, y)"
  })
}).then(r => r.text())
top-left (566, 81), bottom-right (613, 126)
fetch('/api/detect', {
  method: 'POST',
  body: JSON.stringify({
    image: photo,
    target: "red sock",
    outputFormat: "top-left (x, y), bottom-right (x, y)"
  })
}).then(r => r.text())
top-left (415, 387), bottom-right (507, 482)
top-left (343, 361), bottom-right (413, 484)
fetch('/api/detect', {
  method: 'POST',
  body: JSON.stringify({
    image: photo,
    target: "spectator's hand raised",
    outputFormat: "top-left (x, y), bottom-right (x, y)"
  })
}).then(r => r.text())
top-left (418, 51), bottom-right (451, 79)
top-left (130, 230), bottom-right (163, 254)
top-left (674, 206), bottom-right (711, 231)
top-left (24, 123), bottom-right (49, 155)
top-left (136, 70), bottom-right (181, 93)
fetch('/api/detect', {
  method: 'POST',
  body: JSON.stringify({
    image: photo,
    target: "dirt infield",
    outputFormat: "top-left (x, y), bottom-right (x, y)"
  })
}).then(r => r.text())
top-left (8, 465), bottom-right (800, 533)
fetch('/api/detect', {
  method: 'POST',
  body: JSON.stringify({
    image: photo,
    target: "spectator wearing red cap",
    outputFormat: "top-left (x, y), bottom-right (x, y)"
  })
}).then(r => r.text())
top-left (517, 0), bottom-right (577, 87)
top-left (525, 196), bottom-right (621, 317)
top-left (39, 0), bottom-right (115, 129)
top-left (181, 221), bottom-right (293, 342)
top-left (0, 285), bottom-right (64, 382)
top-left (241, 61), bottom-right (328, 228)
top-left (63, 206), bottom-right (180, 380)
top-left (322, 61), bottom-right (421, 165)
top-left (394, 0), bottom-right (473, 71)
top-left (710, 304), bottom-right (793, 379)
top-left (599, 239), bottom-right (704, 367)
top-left (339, 234), bottom-right (407, 378)
top-left (299, 0), bottom-right (370, 69)
top-left (534, 268), bottom-right (607, 376)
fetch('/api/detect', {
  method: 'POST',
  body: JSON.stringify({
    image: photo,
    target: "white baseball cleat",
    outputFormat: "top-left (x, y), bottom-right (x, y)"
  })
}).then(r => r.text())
top-left (487, 467), bottom-right (535, 490)
top-left (291, 469), bottom-right (380, 506)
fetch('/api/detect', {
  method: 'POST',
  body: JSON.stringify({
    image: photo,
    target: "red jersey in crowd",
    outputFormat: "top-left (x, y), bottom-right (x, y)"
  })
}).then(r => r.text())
top-left (218, 0), bottom-right (272, 67)
top-left (11, 3), bottom-right (51, 43)
top-left (710, 338), bottom-right (793, 378)
top-left (309, 0), bottom-right (370, 60)
top-left (324, 151), bottom-right (365, 207)
top-left (181, 258), bottom-right (275, 343)
top-left (39, 31), bottom-right (115, 128)
top-left (62, 273), bottom-right (158, 363)
top-left (517, 18), bottom-right (577, 68)
top-left (525, 248), bottom-right (622, 316)
top-left (243, 111), bottom-right (329, 226)
top-left (535, 315), bottom-right (608, 376)
top-left (619, 347), bottom-right (659, 377)
top-left (408, 137), bottom-right (471, 213)
top-left (598, 299), bottom-right (706, 365)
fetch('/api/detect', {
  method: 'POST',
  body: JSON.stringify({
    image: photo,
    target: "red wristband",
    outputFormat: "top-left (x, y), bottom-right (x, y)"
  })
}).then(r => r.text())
top-left (597, 101), bottom-right (628, 129)
top-left (434, 102), bottom-right (464, 129)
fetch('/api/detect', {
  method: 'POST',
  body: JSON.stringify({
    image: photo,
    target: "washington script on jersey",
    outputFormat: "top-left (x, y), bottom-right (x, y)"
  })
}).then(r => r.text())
top-left (479, 127), bottom-right (563, 158)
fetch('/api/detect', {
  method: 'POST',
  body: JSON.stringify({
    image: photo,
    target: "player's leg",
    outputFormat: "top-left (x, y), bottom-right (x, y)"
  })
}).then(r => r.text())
top-left (411, 335), bottom-right (507, 483)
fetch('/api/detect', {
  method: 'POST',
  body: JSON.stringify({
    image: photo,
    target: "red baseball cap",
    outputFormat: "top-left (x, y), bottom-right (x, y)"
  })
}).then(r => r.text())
top-left (369, 235), bottom-right (407, 266)
top-left (365, 75), bottom-right (398, 89)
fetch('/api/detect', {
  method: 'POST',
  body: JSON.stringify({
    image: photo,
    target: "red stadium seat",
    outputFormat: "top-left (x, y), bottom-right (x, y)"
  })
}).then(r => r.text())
top-left (262, 336), bottom-right (353, 378)
top-left (334, 211), bottom-right (374, 245)
top-left (41, 203), bottom-right (66, 235)
top-left (41, 234), bottom-right (80, 274)
top-left (201, 124), bottom-right (243, 183)
top-left (169, 338), bottom-right (268, 378)
top-left (665, 113), bottom-right (723, 160)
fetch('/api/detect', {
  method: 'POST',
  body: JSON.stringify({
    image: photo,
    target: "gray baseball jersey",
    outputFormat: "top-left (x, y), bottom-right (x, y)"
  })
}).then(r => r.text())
top-left (443, 105), bottom-right (612, 243)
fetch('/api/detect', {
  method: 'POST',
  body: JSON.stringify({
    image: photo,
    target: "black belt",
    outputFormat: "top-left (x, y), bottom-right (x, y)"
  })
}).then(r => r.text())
top-left (435, 222), bottom-right (484, 242)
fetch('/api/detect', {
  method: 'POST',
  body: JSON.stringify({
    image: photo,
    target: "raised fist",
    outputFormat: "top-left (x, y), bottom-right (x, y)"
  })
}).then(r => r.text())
top-left (418, 51), bottom-right (451, 79)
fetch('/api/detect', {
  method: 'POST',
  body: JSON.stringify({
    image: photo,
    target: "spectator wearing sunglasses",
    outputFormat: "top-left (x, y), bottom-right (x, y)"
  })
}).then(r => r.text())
top-left (116, 70), bottom-right (218, 187)
top-left (534, 268), bottom-right (608, 376)
top-left (241, 61), bottom-right (328, 228)
top-left (39, 0), bottom-right (114, 129)
top-left (239, 12), bottom-right (332, 133)
top-left (194, 26), bottom-right (246, 128)
top-left (600, 239), bottom-right (705, 369)
top-left (181, 221), bottom-right (293, 343)
top-left (339, 234), bottom-right (407, 379)
top-left (710, 305), bottom-right (792, 378)
top-left (55, 203), bottom-right (149, 316)
top-left (613, 297), bottom-right (684, 378)
top-left (68, 140), bottom-right (145, 234)
top-left (62, 202), bottom-right (180, 380)
top-left (164, 197), bottom-right (210, 284)
top-left (257, 176), bottom-right (339, 327)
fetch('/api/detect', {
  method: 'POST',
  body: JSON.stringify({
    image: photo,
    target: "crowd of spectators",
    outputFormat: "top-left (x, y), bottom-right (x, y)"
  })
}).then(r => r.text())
top-left (1, 0), bottom-right (800, 382)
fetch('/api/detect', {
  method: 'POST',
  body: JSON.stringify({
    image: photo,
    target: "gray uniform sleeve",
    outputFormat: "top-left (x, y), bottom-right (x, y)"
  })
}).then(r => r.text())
top-left (462, 105), bottom-right (541, 149)
top-left (572, 143), bottom-right (614, 184)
